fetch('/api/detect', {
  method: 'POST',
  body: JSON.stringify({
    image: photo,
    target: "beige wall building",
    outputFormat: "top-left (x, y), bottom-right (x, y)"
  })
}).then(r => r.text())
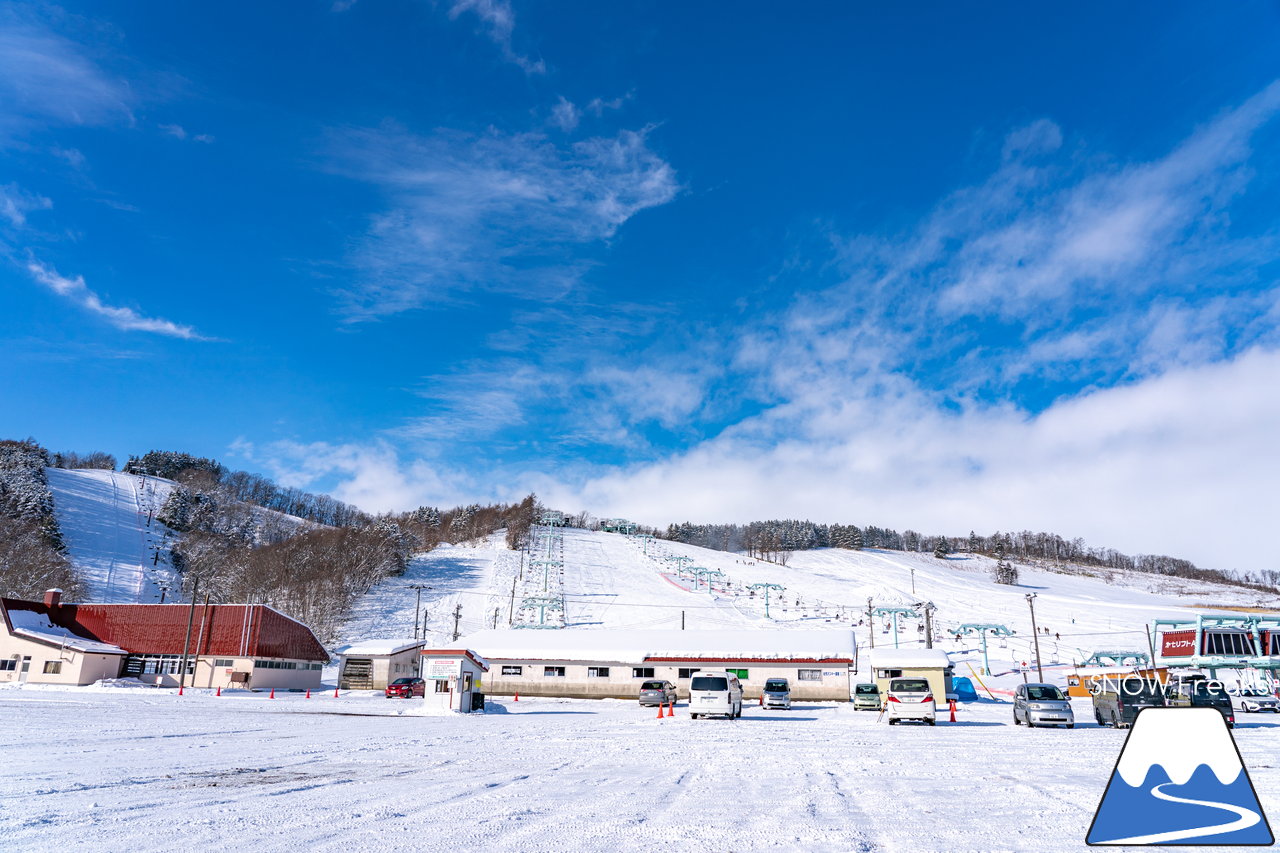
top-left (867, 648), bottom-right (954, 703)
top-left (459, 629), bottom-right (857, 701)
top-left (335, 639), bottom-right (425, 690)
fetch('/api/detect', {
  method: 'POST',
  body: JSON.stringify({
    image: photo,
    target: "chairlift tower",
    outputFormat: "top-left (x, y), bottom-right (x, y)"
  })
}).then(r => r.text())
top-left (531, 558), bottom-right (563, 592)
top-left (515, 595), bottom-right (565, 628)
top-left (954, 623), bottom-right (1014, 675)
top-left (873, 606), bottom-right (921, 650)
top-left (635, 533), bottom-right (655, 555)
top-left (747, 583), bottom-right (786, 619)
top-left (1080, 650), bottom-right (1150, 668)
top-left (692, 567), bottom-right (725, 592)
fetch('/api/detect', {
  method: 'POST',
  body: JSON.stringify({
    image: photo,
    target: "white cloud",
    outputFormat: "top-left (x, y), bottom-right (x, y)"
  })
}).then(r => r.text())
top-left (542, 348), bottom-right (1280, 573)
top-left (0, 183), bottom-right (51, 227)
top-left (587, 93), bottom-right (632, 116)
top-left (24, 259), bottom-right (208, 340)
top-left (447, 0), bottom-right (545, 74)
top-left (550, 96), bottom-right (579, 132)
top-left (331, 124), bottom-right (679, 318)
top-left (160, 123), bottom-right (213, 143)
top-left (0, 21), bottom-right (134, 136)
top-left (231, 439), bottom-right (473, 514)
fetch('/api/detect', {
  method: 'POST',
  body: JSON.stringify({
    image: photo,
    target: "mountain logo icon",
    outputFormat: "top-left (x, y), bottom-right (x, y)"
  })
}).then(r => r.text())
top-left (1087, 706), bottom-right (1274, 846)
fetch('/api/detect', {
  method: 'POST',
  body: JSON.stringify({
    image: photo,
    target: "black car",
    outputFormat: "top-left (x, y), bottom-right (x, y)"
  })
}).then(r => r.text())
top-left (1168, 680), bottom-right (1235, 727)
top-left (1092, 677), bottom-right (1166, 728)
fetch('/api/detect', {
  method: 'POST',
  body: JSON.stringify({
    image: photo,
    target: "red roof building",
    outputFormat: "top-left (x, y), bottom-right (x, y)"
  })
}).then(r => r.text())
top-left (1, 590), bottom-right (327, 689)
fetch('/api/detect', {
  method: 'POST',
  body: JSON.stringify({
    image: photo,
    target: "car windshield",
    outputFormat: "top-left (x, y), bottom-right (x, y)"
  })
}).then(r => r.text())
top-left (1026, 686), bottom-right (1064, 701)
top-left (890, 679), bottom-right (929, 693)
top-left (691, 676), bottom-right (729, 692)
top-left (1115, 679), bottom-right (1165, 698)
top-left (641, 681), bottom-right (666, 691)
top-left (1191, 683), bottom-right (1226, 696)
top-left (765, 681), bottom-right (788, 692)
top-left (856, 685), bottom-right (879, 695)
top-left (391, 678), bottom-right (414, 685)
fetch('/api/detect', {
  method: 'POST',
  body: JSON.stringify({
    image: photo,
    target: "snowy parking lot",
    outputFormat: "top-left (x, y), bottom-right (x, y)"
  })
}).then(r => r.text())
top-left (3, 686), bottom-right (1277, 852)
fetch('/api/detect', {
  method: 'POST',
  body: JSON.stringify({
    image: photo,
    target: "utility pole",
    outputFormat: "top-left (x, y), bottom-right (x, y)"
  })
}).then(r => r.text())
top-left (910, 568), bottom-right (915, 595)
top-left (452, 603), bottom-right (463, 641)
top-left (921, 602), bottom-right (935, 649)
top-left (867, 598), bottom-right (875, 649)
top-left (1026, 593), bottom-right (1043, 681)
top-left (178, 576), bottom-right (199, 692)
top-left (681, 610), bottom-right (685, 631)
top-left (508, 576), bottom-right (517, 626)
top-left (492, 608), bottom-right (500, 629)
top-left (408, 584), bottom-right (431, 640)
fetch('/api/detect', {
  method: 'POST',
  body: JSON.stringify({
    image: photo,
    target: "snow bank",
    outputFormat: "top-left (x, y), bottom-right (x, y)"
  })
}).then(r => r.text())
top-left (333, 639), bottom-right (423, 656)
top-left (458, 628), bottom-right (856, 662)
top-left (868, 648), bottom-right (952, 669)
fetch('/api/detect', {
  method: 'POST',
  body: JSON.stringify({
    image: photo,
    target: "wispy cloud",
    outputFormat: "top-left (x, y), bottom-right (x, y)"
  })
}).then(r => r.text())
top-left (447, 0), bottom-right (545, 74)
top-left (0, 183), bottom-right (51, 227)
top-left (330, 123), bottom-right (679, 318)
top-left (25, 259), bottom-right (209, 340)
top-left (550, 96), bottom-right (579, 132)
top-left (159, 123), bottom-right (213, 143)
top-left (0, 19), bottom-right (134, 137)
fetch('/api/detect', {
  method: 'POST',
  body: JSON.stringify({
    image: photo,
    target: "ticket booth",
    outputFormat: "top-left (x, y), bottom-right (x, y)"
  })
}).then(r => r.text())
top-left (420, 648), bottom-right (489, 713)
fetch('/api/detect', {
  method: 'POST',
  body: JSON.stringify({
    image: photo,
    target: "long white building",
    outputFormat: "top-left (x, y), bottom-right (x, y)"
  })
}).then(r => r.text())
top-left (460, 628), bottom-right (858, 700)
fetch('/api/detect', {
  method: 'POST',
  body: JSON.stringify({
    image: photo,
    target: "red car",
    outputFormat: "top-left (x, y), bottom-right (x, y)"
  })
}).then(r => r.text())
top-left (385, 677), bottom-right (426, 698)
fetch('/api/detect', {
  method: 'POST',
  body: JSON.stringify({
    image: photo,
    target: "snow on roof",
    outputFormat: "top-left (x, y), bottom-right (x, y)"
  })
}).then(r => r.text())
top-left (457, 629), bottom-right (856, 662)
top-left (5, 608), bottom-right (127, 655)
top-left (868, 648), bottom-right (952, 669)
top-left (334, 639), bottom-right (424, 657)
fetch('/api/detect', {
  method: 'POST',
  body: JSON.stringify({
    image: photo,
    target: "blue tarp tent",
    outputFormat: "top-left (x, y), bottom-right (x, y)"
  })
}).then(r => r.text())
top-left (952, 676), bottom-right (979, 701)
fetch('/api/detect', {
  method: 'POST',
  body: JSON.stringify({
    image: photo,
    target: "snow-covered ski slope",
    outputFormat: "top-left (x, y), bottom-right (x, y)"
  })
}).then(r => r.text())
top-left (341, 527), bottom-right (1280, 678)
top-left (45, 468), bottom-right (180, 604)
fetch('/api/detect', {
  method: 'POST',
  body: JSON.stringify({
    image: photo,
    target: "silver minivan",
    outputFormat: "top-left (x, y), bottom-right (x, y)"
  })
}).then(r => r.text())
top-left (689, 671), bottom-right (743, 719)
top-left (762, 677), bottom-right (791, 710)
top-left (1012, 682), bottom-right (1074, 728)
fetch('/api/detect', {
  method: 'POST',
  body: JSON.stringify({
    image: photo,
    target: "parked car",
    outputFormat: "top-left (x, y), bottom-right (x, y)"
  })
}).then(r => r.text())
top-left (852, 682), bottom-right (881, 710)
top-left (1092, 677), bottom-right (1167, 728)
top-left (885, 677), bottom-right (935, 725)
top-left (1012, 683), bottom-right (1074, 728)
top-left (762, 678), bottom-right (791, 710)
top-left (638, 680), bottom-right (677, 706)
top-left (1168, 680), bottom-right (1235, 727)
top-left (385, 677), bottom-right (426, 698)
top-left (689, 671), bottom-right (743, 719)
top-left (1234, 690), bottom-right (1280, 714)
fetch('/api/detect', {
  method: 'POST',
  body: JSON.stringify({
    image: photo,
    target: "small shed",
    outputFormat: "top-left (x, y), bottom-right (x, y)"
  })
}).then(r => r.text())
top-left (420, 647), bottom-right (489, 713)
top-left (868, 648), bottom-right (954, 703)
top-left (334, 639), bottom-right (425, 690)
top-left (1066, 666), bottom-right (1169, 698)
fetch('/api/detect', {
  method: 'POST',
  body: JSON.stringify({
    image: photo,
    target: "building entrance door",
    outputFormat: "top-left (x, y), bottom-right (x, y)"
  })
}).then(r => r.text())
top-left (18, 656), bottom-right (31, 683)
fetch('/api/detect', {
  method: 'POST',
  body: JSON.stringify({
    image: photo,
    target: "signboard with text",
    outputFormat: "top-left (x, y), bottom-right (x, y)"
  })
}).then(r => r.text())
top-left (427, 659), bottom-right (460, 680)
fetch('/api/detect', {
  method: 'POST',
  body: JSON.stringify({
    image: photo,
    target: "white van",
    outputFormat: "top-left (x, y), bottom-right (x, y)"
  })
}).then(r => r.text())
top-left (886, 677), bottom-right (936, 725)
top-left (689, 671), bottom-right (743, 719)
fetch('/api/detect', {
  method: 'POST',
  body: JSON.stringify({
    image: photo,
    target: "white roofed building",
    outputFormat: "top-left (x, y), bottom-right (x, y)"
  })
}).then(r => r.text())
top-left (459, 628), bottom-right (857, 701)
top-left (868, 647), bottom-right (955, 703)
top-left (334, 639), bottom-right (425, 690)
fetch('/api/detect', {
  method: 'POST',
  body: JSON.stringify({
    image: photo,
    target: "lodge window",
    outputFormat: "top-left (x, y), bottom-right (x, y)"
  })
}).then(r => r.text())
top-left (434, 680), bottom-right (450, 693)
top-left (587, 667), bottom-right (610, 678)
top-left (213, 659), bottom-right (233, 668)
top-left (43, 661), bottom-right (62, 675)
top-left (632, 667), bottom-right (655, 678)
top-left (726, 669), bottom-right (748, 680)
top-left (253, 660), bottom-right (301, 670)
top-left (544, 666), bottom-right (566, 677)
top-left (677, 668), bottom-right (700, 679)
top-left (122, 655), bottom-right (195, 676)
top-left (0, 660), bottom-right (15, 671)
top-left (797, 669), bottom-right (822, 682)
top-left (501, 665), bottom-right (523, 676)
top-left (875, 668), bottom-right (902, 679)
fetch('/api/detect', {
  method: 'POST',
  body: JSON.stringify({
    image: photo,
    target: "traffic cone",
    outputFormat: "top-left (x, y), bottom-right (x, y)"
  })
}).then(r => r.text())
top-left (759, 693), bottom-right (764, 706)
top-left (216, 686), bottom-right (221, 697)
top-left (269, 688), bottom-right (275, 699)
top-left (949, 699), bottom-right (957, 722)
top-left (656, 702), bottom-right (664, 719)
top-left (514, 691), bottom-right (519, 702)
top-left (178, 684), bottom-right (184, 696)
top-left (305, 689), bottom-right (311, 699)
top-left (334, 686), bottom-right (340, 698)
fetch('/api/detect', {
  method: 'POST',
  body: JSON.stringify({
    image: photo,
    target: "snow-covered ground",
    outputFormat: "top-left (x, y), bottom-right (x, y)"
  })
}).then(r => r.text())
top-left (44, 468), bottom-right (179, 604)
top-left (1, 685), bottom-right (1277, 852)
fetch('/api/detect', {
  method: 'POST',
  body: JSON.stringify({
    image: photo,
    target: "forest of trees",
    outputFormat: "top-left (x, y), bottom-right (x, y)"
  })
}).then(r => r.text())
top-left (0, 439), bottom-right (81, 599)
top-left (666, 517), bottom-right (1278, 594)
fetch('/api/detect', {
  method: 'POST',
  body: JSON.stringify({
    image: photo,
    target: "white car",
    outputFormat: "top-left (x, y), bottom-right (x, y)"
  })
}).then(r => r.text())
top-left (886, 677), bottom-right (936, 725)
top-left (1234, 690), bottom-right (1280, 713)
top-left (762, 677), bottom-right (791, 710)
top-left (689, 671), bottom-right (743, 719)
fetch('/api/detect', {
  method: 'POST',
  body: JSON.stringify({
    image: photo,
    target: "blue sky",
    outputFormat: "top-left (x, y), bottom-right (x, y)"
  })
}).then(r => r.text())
top-left (3, 2), bottom-right (1280, 571)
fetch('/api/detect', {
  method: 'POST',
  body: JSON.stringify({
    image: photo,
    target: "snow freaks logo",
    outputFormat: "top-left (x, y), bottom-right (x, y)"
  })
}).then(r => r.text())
top-left (1087, 707), bottom-right (1274, 846)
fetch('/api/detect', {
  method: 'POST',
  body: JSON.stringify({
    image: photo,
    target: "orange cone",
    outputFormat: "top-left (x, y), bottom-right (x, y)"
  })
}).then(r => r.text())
top-left (305, 689), bottom-right (311, 699)
top-left (949, 699), bottom-right (957, 722)
top-left (666, 701), bottom-right (674, 717)
top-left (216, 686), bottom-right (221, 697)
top-left (334, 686), bottom-right (339, 698)
top-left (514, 691), bottom-right (519, 702)
top-left (759, 693), bottom-right (764, 706)
top-left (656, 702), bottom-right (664, 719)
top-left (269, 687), bottom-right (275, 699)
top-left (178, 684), bottom-right (184, 696)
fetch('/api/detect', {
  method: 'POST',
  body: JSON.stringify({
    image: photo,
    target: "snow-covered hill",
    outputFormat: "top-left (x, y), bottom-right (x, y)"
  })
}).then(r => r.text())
top-left (45, 468), bottom-right (180, 604)
top-left (338, 527), bottom-right (1280, 689)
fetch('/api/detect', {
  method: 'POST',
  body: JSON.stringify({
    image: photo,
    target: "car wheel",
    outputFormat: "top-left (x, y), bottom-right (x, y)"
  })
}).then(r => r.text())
top-left (1095, 710), bottom-right (1105, 726)
top-left (1013, 713), bottom-right (1021, 726)
top-left (1068, 724), bottom-right (1075, 729)
top-left (888, 718), bottom-right (897, 725)
top-left (691, 713), bottom-right (699, 720)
